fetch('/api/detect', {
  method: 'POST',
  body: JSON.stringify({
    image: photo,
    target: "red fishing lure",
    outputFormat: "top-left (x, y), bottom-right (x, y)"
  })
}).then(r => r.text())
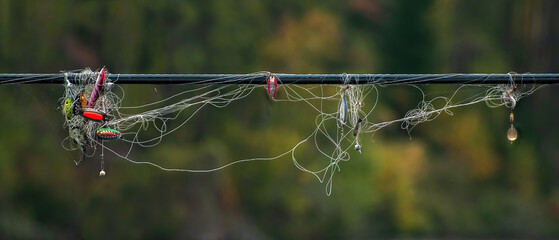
top-left (267, 75), bottom-right (278, 99)
top-left (88, 67), bottom-right (106, 108)
top-left (82, 110), bottom-right (106, 122)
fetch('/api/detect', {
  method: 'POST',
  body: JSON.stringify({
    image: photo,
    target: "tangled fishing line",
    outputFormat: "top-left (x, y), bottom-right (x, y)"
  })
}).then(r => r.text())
top-left (55, 68), bottom-right (539, 195)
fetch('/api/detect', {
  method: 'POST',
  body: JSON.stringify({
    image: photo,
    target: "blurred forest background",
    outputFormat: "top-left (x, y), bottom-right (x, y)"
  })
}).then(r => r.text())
top-left (1, 0), bottom-right (559, 239)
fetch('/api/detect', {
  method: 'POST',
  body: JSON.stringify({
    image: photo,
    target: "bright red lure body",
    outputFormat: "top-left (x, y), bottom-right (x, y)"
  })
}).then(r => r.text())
top-left (82, 111), bottom-right (104, 122)
top-left (88, 67), bottom-right (106, 108)
top-left (267, 75), bottom-right (278, 99)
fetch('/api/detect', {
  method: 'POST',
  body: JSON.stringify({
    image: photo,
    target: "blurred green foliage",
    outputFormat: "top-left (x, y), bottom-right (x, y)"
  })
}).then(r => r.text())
top-left (1, 0), bottom-right (559, 238)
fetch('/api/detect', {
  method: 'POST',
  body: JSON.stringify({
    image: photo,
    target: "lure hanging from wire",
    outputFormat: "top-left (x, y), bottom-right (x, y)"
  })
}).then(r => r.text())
top-left (71, 90), bottom-right (89, 116)
top-left (507, 112), bottom-right (517, 142)
top-left (82, 109), bottom-right (110, 122)
top-left (62, 98), bottom-right (73, 119)
top-left (353, 118), bottom-right (362, 136)
top-left (88, 67), bottom-right (106, 108)
top-left (79, 90), bottom-right (89, 109)
top-left (354, 118), bottom-right (363, 153)
top-left (504, 85), bottom-right (518, 143)
top-left (267, 75), bottom-right (278, 99)
top-left (339, 89), bottom-right (348, 124)
top-left (96, 128), bottom-right (121, 140)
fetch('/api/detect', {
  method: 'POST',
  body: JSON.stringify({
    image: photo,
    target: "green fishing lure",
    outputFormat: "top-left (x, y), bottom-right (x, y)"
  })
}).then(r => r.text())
top-left (96, 128), bottom-right (121, 140)
top-left (63, 98), bottom-right (73, 119)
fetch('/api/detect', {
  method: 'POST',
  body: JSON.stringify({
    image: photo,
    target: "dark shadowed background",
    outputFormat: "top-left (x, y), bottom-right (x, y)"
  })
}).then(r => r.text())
top-left (1, 0), bottom-right (559, 239)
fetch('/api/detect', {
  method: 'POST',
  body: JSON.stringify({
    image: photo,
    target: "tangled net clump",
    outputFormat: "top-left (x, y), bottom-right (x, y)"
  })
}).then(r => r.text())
top-left (60, 68), bottom-right (119, 164)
